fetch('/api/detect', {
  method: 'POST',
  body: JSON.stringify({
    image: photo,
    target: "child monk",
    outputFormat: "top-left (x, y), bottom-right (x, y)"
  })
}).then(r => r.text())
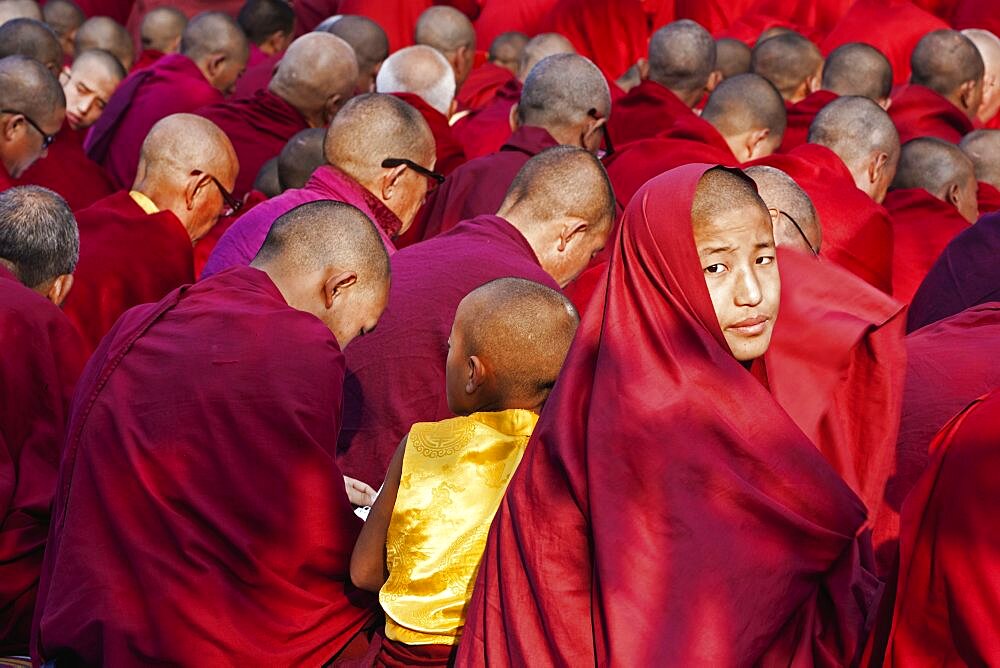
top-left (350, 276), bottom-right (579, 666)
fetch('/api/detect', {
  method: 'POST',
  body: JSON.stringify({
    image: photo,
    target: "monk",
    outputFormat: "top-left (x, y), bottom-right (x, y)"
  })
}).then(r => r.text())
top-left (960, 129), bottom-right (1000, 213)
top-left (34, 200), bottom-right (391, 665)
top-left (751, 31), bottom-right (824, 104)
top-left (885, 137), bottom-right (978, 303)
top-left (415, 53), bottom-right (609, 243)
top-left (237, 0), bottom-right (294, 71)
top-left (74, 16), bottom-right (134, 70)
top-left (782, 42), bottom-right (893, 151)
top-left (0, 18), bottom-right (63, 76)
top-left (0, 186), bottom-right (86, 655)
top-left (42, 0), bottom-right (84, 60)
top-left (198, 33), bottom-right (357, 199)
top-left (377, 45), bottom-right (465, 176)
top-left (64, 114), bottom-right (238, 350)
top-left (278, 127), bottom-right (327, 192)
top-left (890, 30), bottom-right (983, 144)
top-left (339, 146), bottom-right (613, 487)
top-left (745, 165), bottom-right (821, 253)
top-left (0, 56), bottom-right (65, 190)
top-left (608, 20), bottom-right (718, 146)
top-left (203, 93), bottom-right (435, 275)
top-left (456, 31), bottom-right (525, 111)
top-left (85, 12), bottom-right (248, 190)
top-left (0, 0), bottom-right (39, 25)
top-left (962, 29), bottom-right (1000, 127)
top-left (15, 50), bottom-right (124, 210)
top-left (716, 37), bottom-right (751, 78)
top-left (134, 7), bottom-right (186, 71)
top-left (458, 165), bottom-right (877, 666)
top-left (325, 15), bottom-right (390, 94)
top-left (415, 6), bottom-right (476, 91)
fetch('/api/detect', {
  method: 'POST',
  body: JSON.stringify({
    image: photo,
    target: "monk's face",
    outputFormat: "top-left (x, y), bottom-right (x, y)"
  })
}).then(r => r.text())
top-left (62, 60), bottom-right (120, 130)
top-left (1, 107), bottom-right (64, 177)
top-left (326, 280), bottom-right (389, 348)
top-left (694, 202), bottom-right (780, 362)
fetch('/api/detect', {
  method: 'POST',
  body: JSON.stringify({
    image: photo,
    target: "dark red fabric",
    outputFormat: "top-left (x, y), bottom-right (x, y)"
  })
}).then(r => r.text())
top-left (335, 0), bottom-right (432, 52)
top-left (85, 54), bottom-right (223, 190)
top-left (751, 143), bottom-right (895, 294)
top-left (457, 61), bottom-right (515, 111)
top-left (457, 164), bottom-right (877, 666)
top-left (71, 0), bottom-right (135, 24)
top-left (131, 49), bottom-right (165, 72)
top-left (888, 84), bottom-right (975, 144)
top-left (338, 215), bottom-right (559, 487)
top-left (376, 636), bottom-right (456, 667)
top-left (722, 0), bottom-right (849, 42)
top-left (540, 0), bottom-right (649, 81)
top-left (390, 92), bottom-right (466, 176)
top-left (0, 267), bottom-right (86, 655)
top-left (194, 190), bottom-right (268, 278)
top-left (196, 90), bottom-right (309, 199)
top-left (474, 0), bottom-right (558, 51)
top-left (951, 0), bottom-right (1000, 34)
top-left (233, 52), bottom-right (282, 101)
top-left (884, 187), bottom-right (971, 304)
top-left (452, 77), bottom-right (521, 160)
top-left (608, 79), bottom-right (697, 146)
top-left (672, 0), bottom-right (754, 35)
top-left (883, 389), bottom-right (1000, 665)
top-left (33, 266), bottom-right (375, 664)
top-left (62, 190), bottom-right (193, 351)
top-left (781, 90), bottom-right (839, 153)
top-left (13, 123), bottom-right (116, 211)
top-left (293, 0), bottom-right (340, 35)
top-left (0, 163), bottom-right (14, 191)
top-left (976, 181), bottom-right (1000, 215)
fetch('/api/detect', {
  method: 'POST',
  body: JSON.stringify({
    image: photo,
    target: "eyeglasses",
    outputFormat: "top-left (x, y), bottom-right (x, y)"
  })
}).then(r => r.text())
top-left (381, 158), bottom-right (445, 185)
top-left (0, 109), bottom-right (56, 149)
top-left (588, 108), bottom-right (614, 157)
top-left (191, 170), bottom-right (243, 215)
top-left (778, 209), bottom-right (817, 256)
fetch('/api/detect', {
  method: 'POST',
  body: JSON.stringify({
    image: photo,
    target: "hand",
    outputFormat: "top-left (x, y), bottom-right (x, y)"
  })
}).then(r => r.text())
top-left (344, 476), bottom-right (377, 507)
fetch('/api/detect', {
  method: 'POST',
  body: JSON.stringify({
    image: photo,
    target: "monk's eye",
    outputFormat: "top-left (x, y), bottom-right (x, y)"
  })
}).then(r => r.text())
top-left (755, 255), bottom-right (775, 266)
top-left (704, 263), bottom-right (726, 275)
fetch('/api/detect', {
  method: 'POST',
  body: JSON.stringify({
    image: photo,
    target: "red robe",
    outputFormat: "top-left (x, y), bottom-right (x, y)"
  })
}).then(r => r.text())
top-left (33, 266), bottom-right (375, 664)
top-left (457, 61), bottom-right (515, 111)
top-left (131, 48), bottom-right (165, 72)
top-left (672, 0), bottom-right (753, 35)
top-left (390, 93), bottom-right (466, 176)
top-left (452, 77), bottom-right (521, 160)
top-left (540, 0), bottom-right (649, 81)
top-left (780, 90), bottom-right (839, 153)
top-left (194, 190), bottom-right (268, 278)
top-left (233, 52), bottom-right (282, 101)
top-left (85, 54), bottom-right (223, 190)
top-left (977, 181), bottom-right (1000, 215)
top-left (884, 187), bottom-right (971, 303)
top-left (62, 191), bottom-right (194, 351)
top-left (457, 163), bottom-right (877, 666)
top-left (13, 122), bottom-right (116, 211)
top-left (722, 0), bottom-right (850, 42)
top-left (0, 163), bottom-right (15, 191)
top-left (335, 0), bottom-right (431, 52)
top-left (0, 267), bottom-right (86, 655)
top-left (196, 90), bottom-right (309, 199)
top-left (951, 0), bottom-right (1000, 34)
top-left (888, 84), bottom-right (975, 144)
top-left (71, 0), bottom-right (135, 24)
top-left (474, 0), bottom-right (558, 50)
top-left (608, 79), bottom-right (697, 146)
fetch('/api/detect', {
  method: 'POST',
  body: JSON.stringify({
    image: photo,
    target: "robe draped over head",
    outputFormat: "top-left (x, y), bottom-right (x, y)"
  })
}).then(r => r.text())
top-left (780, 90), bottom-right (839, 153)
top-left (451, 78), bottom-right (522, 160)
top-left (234, 52), bottom-right (282, 101)
top-left (888, 84), bottom-right (976, 144)
top-left (0, 267), bottom-right (86, 655)
top-left (33, 266), bottom-right (375, 665)
top-left (194, 190), bottom-right (268, 278)
top-left (539, 0), bottom-right (648, 81)
top-left (338, 214), bottom-right (559, 487)
top-left (457, 61), bottom-right (516, 111)
top-left (608, 79), bottom-right (697, 146)
top-left (456, 163), bottom-right (877, 667)
top-left (13, 123), bottom-right (117, 211)
top-left (389, 92), bottom-right (467, 176)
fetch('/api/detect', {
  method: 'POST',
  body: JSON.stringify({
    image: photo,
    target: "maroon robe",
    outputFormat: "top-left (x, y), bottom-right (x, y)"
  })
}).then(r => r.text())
top-left (0, 162), bottom-right (16, 192)
top-left (13, 123), bottom-right (116, 211)
top-left (62, 191), bottom-right (193, 351)
top-left (608, 79), bottom-right (697, 146)
top-left (234, 52), bottom-right (282, 101)
top-left (452, 77), bottom-right (521, 160)
top-left (338, 214), bottom-right (560, 487)
top-left (780, 89), bottom-right (839, 153)
top-left (131, 48), bottom-right (165, 72)
top-left (33, 266), bottom-right (375, 664)
top-left (889, 84), bottom-right (975, 144)
top-left (390, 93), bottom-right (466, 176)
top-left (951, 0), bottom-right (1000, 34)
top-left (197, 90), bottom-right (309, 199)
top-left (0, 267), bottom-right (86, 655)
top-left (976, 181), bottom-right (1000, 215)
top-left (85, 54), bottom-right (223, 190)
top-left (457, 61), bottom-right (515, 111)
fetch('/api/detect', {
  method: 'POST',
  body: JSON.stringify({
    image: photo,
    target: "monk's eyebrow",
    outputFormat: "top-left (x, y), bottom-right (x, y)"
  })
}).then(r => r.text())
top-left (699, 244), bottom-right (736, 254)
top-left (755, 241), bottom-right (775, 249)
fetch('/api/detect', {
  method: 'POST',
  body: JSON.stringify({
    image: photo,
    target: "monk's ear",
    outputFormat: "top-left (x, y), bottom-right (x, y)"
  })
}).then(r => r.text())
top-left (379, 164), bottom-right (408, 201)
top-left (466, 355), bottom-right (487, 395)
top-left (705, 69), bottom-right (723, 95)
top-left (877, 97), bottom-right (892, 112)
top-left (323, 270), bottom-right (358, 309)
top-left (557, 217), bottom-right (589, 252)
top-left (322, 94), bottom-right (345, 126)
top-left (508, 103), bottom-right (520, 132)
top-left (746, 128), bottom-right (771, 160)
top-left (766, 207), bottom-right (781, 230)
top-left (42, 273), bottom-right (74, 307)
top-left (958, 78), bottom-right (982, 113)
top-left (869, 151), bottom-right (890, 185)
top-left (637, 57), bottom-right (650, 81)
top-left (184, 172), bottom-right (212, 210)
top-left (205, 53), bottom-right (228, 81)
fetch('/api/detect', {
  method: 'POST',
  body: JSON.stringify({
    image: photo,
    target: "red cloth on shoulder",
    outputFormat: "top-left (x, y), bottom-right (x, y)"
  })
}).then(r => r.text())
top-left (0, 163), bottom-right (14, 191)
top-left (780, 90), bottom-right (838, 152)
top-left (540, 0), bottom-right (649, 81)
top-left (457, 61), bottom-right (515, 111)
top-left (391, 93), bottom-right (466, 176)
top-left (335, 0), bottom-right (431, 52)
top-left (672, 0), bottom-right (754, 35)
top-left (233, 52), bottom-right (282, 101)
top-left (889, 84), bottom-right (975, 144)
top-left (131, 48), bottom-right (165, 72)
top-left (608, 79), bottom-right (696, 146)
top-left (13, 123), bottom-right (116, 211)
top-left (194, 190), bottom-right (268, 278)
top-left (452, 77), bottom-right (521, 160)
top-left (474, 0), bottom-right (557, 50)
top-left (977, 181), bottom-right (1000, 215)
top-left (951, 0), bottom-right (1000, 34)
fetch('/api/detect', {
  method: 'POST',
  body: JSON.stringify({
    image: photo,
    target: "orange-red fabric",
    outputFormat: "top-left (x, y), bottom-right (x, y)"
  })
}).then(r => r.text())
top-left (780, 90), bottom-right (838, 153)
top-left (474, 0), bottom-right (558, 51)
top-left (889, 84), bottom-right (975, 144)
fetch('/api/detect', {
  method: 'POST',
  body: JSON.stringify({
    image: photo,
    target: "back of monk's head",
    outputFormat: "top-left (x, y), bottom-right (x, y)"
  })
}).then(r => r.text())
top-left (647, 20), bottom-right (717, 106)
top-left (517, 53), bottom-right (610, 152)
top-left (322, 15), bottom-right (389, 93)
top-left (716, 38), bottom-right (751, 79)
top-left (822, 43), bottom-right (893, 104)
top-left (517, 32), bottom-right (575, 81)
top-left (182, 12), bottom-right (249, 95)
top-left (269, 32), bottom-right (357, 127)
top-left (0, 185), bottom-right (77, 302)
top-left (450, 277), bottom-right (579, 414)
top-left (498, 146), bottom-right (614, 287)
top-left (0, 0), bottom-right (41, 25)
top-left (911, 29), bottom-right (984, 118)
top-left (42, 0), bottom-right (83, 57)
top-left (490, 31), bottom-right (528, 74)
top-left (751, 31), bottom-right (823, 103)
top-left (237, 0), bottom-right (293, 54)
top-left (0, 18), bottom-right (62, 75)
top-left (744, 165), bottom-right (821, 254)
top-left (809, 95), bottom-right (899, 203)
top-left (702, 73), bottom-right (786, 161)
top-left (960, 129), bottom-right (1000, 189)
top-left (252, 199), bottom-right (390, 347)
top-left (0, 55), bottom-right (65, 178)
top-left (376, 45), bottom-right (455, 117)
top-left (254, 157), bottom-right (280, 197)
top-left (279, 127), bottom-right (326, 190)
top-left (141, 7), bottom-right (187, 53)
top-left (893, 137), bottom-right (979, 222)
top-left (962, 29), bottom-right (1000, 124)
top-left (414, 5), bottom-right (475, 87)
top-left (75, 16), bottom-right (134, 70)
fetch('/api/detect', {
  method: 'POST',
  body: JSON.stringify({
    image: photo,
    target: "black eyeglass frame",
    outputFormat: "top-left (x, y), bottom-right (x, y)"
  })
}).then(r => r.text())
top-left (381, 158), bottom-right (446, 184)
top-left (190, 169), bottom-right (243, 214)
top-left (0, 108), bottom-right (56, 149)
top-left (588, 108), bottom-right (614, 157)
top-left (777, 209), bottom-right (818, 256)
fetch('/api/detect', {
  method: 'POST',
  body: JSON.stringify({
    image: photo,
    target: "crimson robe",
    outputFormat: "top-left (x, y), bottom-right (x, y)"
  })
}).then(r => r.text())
top-left (884, 187), bottom-right (971, 303)
top-left (0, 267), bottom-right (86, 655)
top-left (540, 0), bottom-right (649, 81)
top-left (194, 190), bottom-right (268, 278)
top-left (13, 123), bottom-right (116, 211)
top-left (338, 214), bottom-right (559, 487)
top-left (0, 163), bottom-right (15, 191)
top-left (672, 0), bottom-right (755, 35)
top-left (976, 181), bottom-right (1000, 215)
top-left (233, 52), bottom-right (281, 101)
top-left (390, 93), bottom-right (466, 176)
top-left (33, 266), bottom-right (375, 664)
top-left (452, 77), bottom-right (521, 160)
top-left (131, 49), bottom-right (165, 72)
top-left (457, 61), bottom-right (515, 111)
top-left (457, 164), bottom-right (877, 666)
top-left (474, 0), bottom-right (558, 50)
top-left (293, 0), bottom-right (340, 35)
top-left (951, 0), bottom-right (1000, 34)
top-left (197, 90), bottom-right (309, 199)
top-left (336, 0), bottom-right (432, 52)
top-left (71, 0), bottom-right (135, 24)
top-left (62, 191), bottom-right (193, 351)
top-left (721, 0), bottom-right (849, 42)
top-left (780, 90), bottom-right (839, 153)
top-left (85, 54), bottom-right (223, 190)
top-left (888, 84), bottom-right (975, 144)
top-left (608, 79), bottom-right (697, 146)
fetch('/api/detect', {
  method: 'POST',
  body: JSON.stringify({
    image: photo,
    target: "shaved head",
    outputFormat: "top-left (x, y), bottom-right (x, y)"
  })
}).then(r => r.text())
top-left (141, 7), bottom-right (187, 53)
top-left (254, 157), bottom-right (281, 197)
top-left (823, 42), bottom-right (893, 101)
top-left (322, 14), bottom-right (389, 93)
top-left (415, 5), bottom-right (475, 52)
top-left (278, 127), bottom-right (326, 190)
top-left (518, 53), bottom-right (610, 133)
top-left (489, 31), bottom-right (528, 73)
top-left (961, 129), bottom-right (1000, 188)
top-left (376, 45), bottom-right (455, 116)
top-left (702, 73), bottom-right (786, 159)
top-left (0, 18), bottom-right (62, 75)
top-left (63, 49), bottom-right (125, 129)
top-left (181, 12), bottom-right (249, 94)
top-left (911, 29), bottom-right (984, 118)
top-left (43, 0), bottom-right (84, 45)
top-left (745, 165), bottom-right (821, 253)
top-left (269, 32), bottom-right (358, 126)
top-left (0, 0), bottom-right (41, 25)
top-left (756, 26), bottom-right (793, 45)
top-left (693, 167), bottom-right (769, 232)
top-left (963, 28), bottom-right (1000, 124)
top-left (75, 16), bottom-right (134, 70)
top-left (0, 185), bottom-right (78, 289)
top-left (751, 31), bottom-right (823, 101)
top-left (894, 137), bottom-right (978, 221)
top-left (716, 37), bottom-right (751, 79)
top-left (648, 20), bottom-right (716, 102)
top-left (517, 32), bottom-right (575, 81)
top-left (0, 56), bottom-right (66, 178)
top-left (237, 0), bottom-right (293, 46)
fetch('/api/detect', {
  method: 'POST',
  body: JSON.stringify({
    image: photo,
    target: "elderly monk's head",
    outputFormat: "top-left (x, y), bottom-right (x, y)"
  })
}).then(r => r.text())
top-left (490, 31), bottom-right (528, 75)
top-left (809, 95), bottom-right (900, 203)
top-left (962, 29), bottom-right (1000, 125)
top-left (42, 0), bottom-right (84, 59)
top-left (701, 73), bottom-right (786, 161)
top-left (516, 54), bottom-right (611, 154)
top-left (181, 11), bottom-right (250, 96)
top-left (643, 20), bottom-right (719, 107)
top-left (0, 56), bottom-right (65, 178)
top-left (517, 33), bottom-right (575, 83)
top-left (322, 15), bottom-right (389, 94)
top-left (893, 137), bottom-right (979, 223)
top-left (324, 93), bottom-right (435, 232)
top-left (133, 114), bottom-right (239, 242)
top-left (716, 38), bottom-right (751, 79)
top-left (0, 185), bottom-right (78, 305)
top-left (446, 277), bottom-right (579, 415)
top-left (278, 127), bottom-right (326, 191)
top-left (75, 16), bottom-right (134, 70)
top-left (751, 31), bottom-right (823, 103)
top-left (377, 45), bottom-right (456, 118)
top-left (0, 18), bottom-right (63, 77)
top-left (961, 129), bottom-right (1000, 191)
top-left (415, 5), bottom-right (475, 88)
top-left (496, 146), bottom-right (614, 287)
top-left (268, 33), bottom-right (357, 128)
top-left (693, 167), bottom-right (779, 362)
top-left (744, 165), bottom-right (821, 255)
top-left (822, 43), bottom-right (893, 109)
top-left (251, 200), bottom-right (390, 347)
top-left (0, 0), bottom-right (41, 25)
top-left (911, 29), bottom-right (984, 120)
top-left (141, 7), bottom-right (187, 55)
top-left (238, 0), bottom-right (294, 56)
top-left (62, 50), bottom-right (126, 131)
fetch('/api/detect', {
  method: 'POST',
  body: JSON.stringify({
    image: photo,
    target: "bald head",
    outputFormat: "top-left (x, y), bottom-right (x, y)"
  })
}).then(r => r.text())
top-left (751, 31), bottom-right (823, 102)
top-left (376, 45), bottom-right (455, 116)
top-left (0, 0), bottom-right (40, 25)
top-left (254, 157), bottom-right (280, 197)
top-left (75, 16), bottom-right (134, 70)
top-left (269, 33), bottom-right (358, 126)
top-left (822, 43), bottom-right (893, 103)
top-left (0, 185), bottom-right (78, 294)
top-left (894, 137), bottom-right (978, 222)
top-left (0, 56), bottom-right (65, 176)
top-left (518, 53), bottom-right (610, 147)
top-left (518, 32), bottom-right (575, 81)
top-left (716, 38), bottom-right (751, 79)
top-left (415, 5), bottom-right (475, 87)
top-left (648, 20), bottom-right (717, 106)
top-left (238, 0), bottom-right (293, 47)
top-left (278, 127), bottom-right (326, 190)
top-left (963, 29), bottom-right (1000, 124)
top-left (141, 7), bottom-right (187, 54)
top-left (43, 0), bottom-right (83, 58)
top-left (322, 14), bottom-right (389, 93)
top-left (911, 29), bottom-right (984, 118)
top-left (702, 73), bottom-right (786, 161)
top-left (0, 18), bottom-right (62, 75)
top-left (961, 129), bottom-right (1000, 189)
top-left (490, 31), bottom-right (528, 74)
top-left (745, 165), bottom-right (821, 253)
top-left (181, 12), bottom-right (249, 94)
